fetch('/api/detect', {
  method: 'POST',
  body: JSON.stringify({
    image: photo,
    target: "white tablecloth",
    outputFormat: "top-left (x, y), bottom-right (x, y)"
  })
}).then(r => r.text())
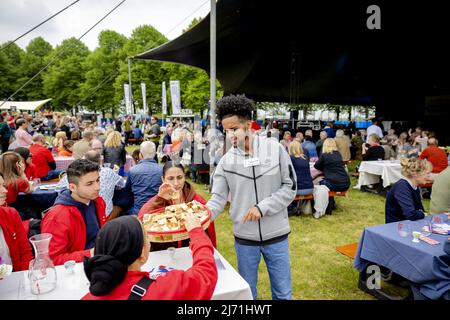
top-left (0, 247), bottom-right (252, 300)
top-left (55, 155), bottom-right (134, 172)
top-left (356, 160), bottom-right (403, 188)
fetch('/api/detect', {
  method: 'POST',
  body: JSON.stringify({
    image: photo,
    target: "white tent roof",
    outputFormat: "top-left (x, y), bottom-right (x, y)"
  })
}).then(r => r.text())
top-left (0, 98), bottom-right (52, 111)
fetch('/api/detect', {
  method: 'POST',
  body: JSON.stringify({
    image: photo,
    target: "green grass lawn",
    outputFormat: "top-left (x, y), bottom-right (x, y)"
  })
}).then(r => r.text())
top-left (126, 146), bottom-right (430, 300)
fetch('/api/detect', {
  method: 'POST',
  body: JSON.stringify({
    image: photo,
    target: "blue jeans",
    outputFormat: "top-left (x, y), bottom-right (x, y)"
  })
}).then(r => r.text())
top-left (41, 169), bottom-right (62, 181)
top-left (234, 238), bottom-right (292, 300)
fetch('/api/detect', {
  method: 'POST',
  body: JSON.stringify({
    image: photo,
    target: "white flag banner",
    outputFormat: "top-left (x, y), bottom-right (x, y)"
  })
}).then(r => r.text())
top-left (162, 82), bottom-right (167, 115)
top-left (124, 83), bottom-right (131, 114)
top-left (169, 80), bottom-right (181, 114)
top-left (141, 83), bottom-right (147, 114)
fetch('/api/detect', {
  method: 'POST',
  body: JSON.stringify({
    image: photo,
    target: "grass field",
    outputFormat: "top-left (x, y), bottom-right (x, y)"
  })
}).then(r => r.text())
top-left (126, 146), bottom-right (430, 300)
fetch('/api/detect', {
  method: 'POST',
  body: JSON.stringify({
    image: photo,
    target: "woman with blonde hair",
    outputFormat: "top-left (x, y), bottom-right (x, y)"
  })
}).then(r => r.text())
top-left (289, 141), bottom-right (314, 196)
top-left (281, 131), bottom-right (292, 151)
top-left (314, 138), bottom-right (350, 192)
top-left (287, 141), bottom-right (315, 216)
top-left (58, 116), bottom-right (71, 138)
top-left (103, 131), bottom-right (126, 176)
top-left (52, 131), bottom-right (67, 152)
top-left (385, 158), bottom-right (432, 223)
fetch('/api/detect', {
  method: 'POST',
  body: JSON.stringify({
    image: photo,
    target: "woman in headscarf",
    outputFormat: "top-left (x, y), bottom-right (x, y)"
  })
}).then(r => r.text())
top-left (138, 161), bottom-right (217, 251)
top-left (82, 215), bottom-right (217, 300)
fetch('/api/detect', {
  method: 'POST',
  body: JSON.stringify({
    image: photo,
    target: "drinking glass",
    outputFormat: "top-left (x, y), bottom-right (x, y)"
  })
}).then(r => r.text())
top-left (431, 215), bottom-right (442, 228)
top-left (167, 247), bottom-right (176, 261)
top-left (397, 222), bottom-right (410, 238)
top-left (421, 217), bottom-right (432, 236)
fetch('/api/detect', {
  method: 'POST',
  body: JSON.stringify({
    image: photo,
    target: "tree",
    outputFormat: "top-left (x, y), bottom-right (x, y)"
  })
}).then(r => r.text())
top-left (42, 38), bottom-right (90, 111)
top-left (0, 42), bottom-right (25, 100)
top-left (81, 30), bottom-right (127, 115)
top-left (17, 37), bottom-right (53, 100)
top-left (113, 25), bottom-right (169, 115)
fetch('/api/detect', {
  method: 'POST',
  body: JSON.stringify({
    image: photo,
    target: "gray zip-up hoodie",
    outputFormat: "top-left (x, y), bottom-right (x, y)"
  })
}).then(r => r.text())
top-left (206, 135), bottom-right (297, 243)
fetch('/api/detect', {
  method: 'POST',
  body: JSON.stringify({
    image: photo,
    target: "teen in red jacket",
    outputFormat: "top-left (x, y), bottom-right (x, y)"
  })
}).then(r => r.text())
top-left (41, 159), bottom-right (107, 266)
top-left (82, 215), bottom-right (218, 300)
top-left (138, 161), bottom-right (217, 250)
top-left (0, 173), bottom-right (33, 271)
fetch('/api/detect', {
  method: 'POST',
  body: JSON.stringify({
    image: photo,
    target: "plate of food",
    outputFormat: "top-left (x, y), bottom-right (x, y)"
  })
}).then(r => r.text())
top-left (141, 200), bottom-right (211, 242)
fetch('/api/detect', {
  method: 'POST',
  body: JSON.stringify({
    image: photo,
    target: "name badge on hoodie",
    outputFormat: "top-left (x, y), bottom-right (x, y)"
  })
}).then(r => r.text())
top-left (244, 157), bottom-right (260, 167)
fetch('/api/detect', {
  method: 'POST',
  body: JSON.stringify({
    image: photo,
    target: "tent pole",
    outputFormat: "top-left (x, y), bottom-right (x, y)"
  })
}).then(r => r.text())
top-left (128, 58), bottom-right (135, 114)
top-left (209, 0), bottom-right (217, 183)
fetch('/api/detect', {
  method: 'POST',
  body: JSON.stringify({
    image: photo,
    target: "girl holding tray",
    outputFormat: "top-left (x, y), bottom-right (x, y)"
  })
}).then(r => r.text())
top-left (138, 161), bottom-right (217, 251)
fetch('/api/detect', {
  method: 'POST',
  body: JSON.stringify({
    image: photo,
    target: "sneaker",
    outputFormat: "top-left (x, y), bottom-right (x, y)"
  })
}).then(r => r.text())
top-left (313, 212), bottom-right (321, 219)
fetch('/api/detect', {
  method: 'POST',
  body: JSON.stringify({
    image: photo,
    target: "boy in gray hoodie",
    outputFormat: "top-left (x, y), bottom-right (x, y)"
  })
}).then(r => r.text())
top-left (206, 94), bottom-right (297, 300)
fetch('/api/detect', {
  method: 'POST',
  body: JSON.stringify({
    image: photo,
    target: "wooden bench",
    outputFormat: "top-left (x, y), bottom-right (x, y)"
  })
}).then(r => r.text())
top-left (336, 243), bottom-right (359, 259)
top-left (417, 183), bottom-right (433, 188)
top-left (293, 190), bottom-right (348, 201)
top-left (196, 168), bottom-right (210, 184)
top-left (293, 190), bottom-right (348, 215)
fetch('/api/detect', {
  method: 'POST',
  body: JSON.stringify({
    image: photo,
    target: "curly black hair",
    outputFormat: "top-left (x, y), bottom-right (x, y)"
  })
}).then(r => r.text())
top-left (216, 94), bottom-right (254, 121)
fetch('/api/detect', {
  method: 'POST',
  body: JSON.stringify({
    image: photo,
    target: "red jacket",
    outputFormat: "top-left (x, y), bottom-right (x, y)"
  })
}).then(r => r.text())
top-left (419, 145), bottom-right (448, 173)
top-left (29, 144), bottom-right (54, 179)
top-left (0, 207), bottom-right (33, 271)
top-left (138, 187), bottom-right (217, 248)
top-left (82, 227), bottom-right (218, 300)
top-left (41, 197), bottom-right (107, 266)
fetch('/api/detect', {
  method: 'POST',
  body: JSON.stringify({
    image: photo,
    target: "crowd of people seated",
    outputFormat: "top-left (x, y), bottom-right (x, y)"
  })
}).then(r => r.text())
top-left (0, 106), bottom-right (448, 301)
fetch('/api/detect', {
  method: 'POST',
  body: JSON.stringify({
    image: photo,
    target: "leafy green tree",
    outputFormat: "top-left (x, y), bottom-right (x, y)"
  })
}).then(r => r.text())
top-left (113, 25), bottom-right (168, 115)
top-left (42, 37), bottom-right (90, 110)
top-left (81, 30), bottom-right (127, 116)
top-left (17, 37), bottom-right (53, 100)
top-left (0, 42), bottom-right (25, 100)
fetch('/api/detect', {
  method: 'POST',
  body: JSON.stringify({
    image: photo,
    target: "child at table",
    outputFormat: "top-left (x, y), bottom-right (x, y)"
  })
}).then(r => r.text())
top-left (0, 152), bottom-right (33, 206)
top-left (385, 158), bottom-right (432, 223)
top-left (138, 161), bottom-right (217, 251)
top-left (82, 215), bottom-right (217, 300)
top-left (58, 140), bottom-right (74, 157)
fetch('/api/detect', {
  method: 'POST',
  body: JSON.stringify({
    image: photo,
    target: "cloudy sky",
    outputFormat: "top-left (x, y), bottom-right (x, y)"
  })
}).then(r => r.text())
top-left (0, 0), bottom-right (211, 50)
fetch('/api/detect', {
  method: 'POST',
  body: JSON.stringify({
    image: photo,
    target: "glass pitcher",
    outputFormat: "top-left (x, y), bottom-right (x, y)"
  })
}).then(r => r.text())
top-left (28, 233), bottom-right (57, 295)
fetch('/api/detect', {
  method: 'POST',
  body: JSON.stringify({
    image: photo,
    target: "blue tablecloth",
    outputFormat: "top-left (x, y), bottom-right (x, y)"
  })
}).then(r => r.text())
top-left (354, 215), bottom-right (450, 299)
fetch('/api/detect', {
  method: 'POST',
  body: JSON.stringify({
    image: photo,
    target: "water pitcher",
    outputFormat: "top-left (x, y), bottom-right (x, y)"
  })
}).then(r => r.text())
top-left (28, 233), bottom-right (57, 295)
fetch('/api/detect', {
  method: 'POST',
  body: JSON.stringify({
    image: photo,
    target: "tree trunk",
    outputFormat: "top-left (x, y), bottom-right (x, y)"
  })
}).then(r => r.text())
top-left (348, 106), bottom-right (352, 121)
top-left (365, 106), bottom-right (369, 119)
top-left (336, 107), bottom-right (341, 121)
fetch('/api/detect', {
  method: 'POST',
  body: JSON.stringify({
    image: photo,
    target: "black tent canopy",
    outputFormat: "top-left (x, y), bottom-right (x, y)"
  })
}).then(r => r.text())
top-left (136, 0), bottom-right (450, 142)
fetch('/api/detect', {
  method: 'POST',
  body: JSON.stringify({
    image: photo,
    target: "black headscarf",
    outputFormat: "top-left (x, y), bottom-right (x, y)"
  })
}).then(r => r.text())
top-left (84, 216), bottom-right (144, 296)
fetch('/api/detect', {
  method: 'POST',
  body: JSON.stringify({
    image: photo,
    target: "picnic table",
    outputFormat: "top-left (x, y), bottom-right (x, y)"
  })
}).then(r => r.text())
top-left (354, 214), bottom-right (450, 300)
top-left (355, 160), bottom-right (403, 189)
top-left (0, 247), bottom-right (253, 300)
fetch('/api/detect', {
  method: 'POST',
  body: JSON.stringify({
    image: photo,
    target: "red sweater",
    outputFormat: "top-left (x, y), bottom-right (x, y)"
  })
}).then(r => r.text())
top-left (41, 197), bottom-right (107, 266)
top-left (419, 145), bottom-right (448, 173)
top-left (82, 227), bottom-right (218, 300)
top-left (29, 144), bottom-right (54, 178)
top-left (0, 207), bottom-right (33, 271)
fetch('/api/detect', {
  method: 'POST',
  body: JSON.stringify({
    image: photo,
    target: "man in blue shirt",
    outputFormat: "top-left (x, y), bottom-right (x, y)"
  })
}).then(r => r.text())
top-left (125, 141), bottom-right (162, 215)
